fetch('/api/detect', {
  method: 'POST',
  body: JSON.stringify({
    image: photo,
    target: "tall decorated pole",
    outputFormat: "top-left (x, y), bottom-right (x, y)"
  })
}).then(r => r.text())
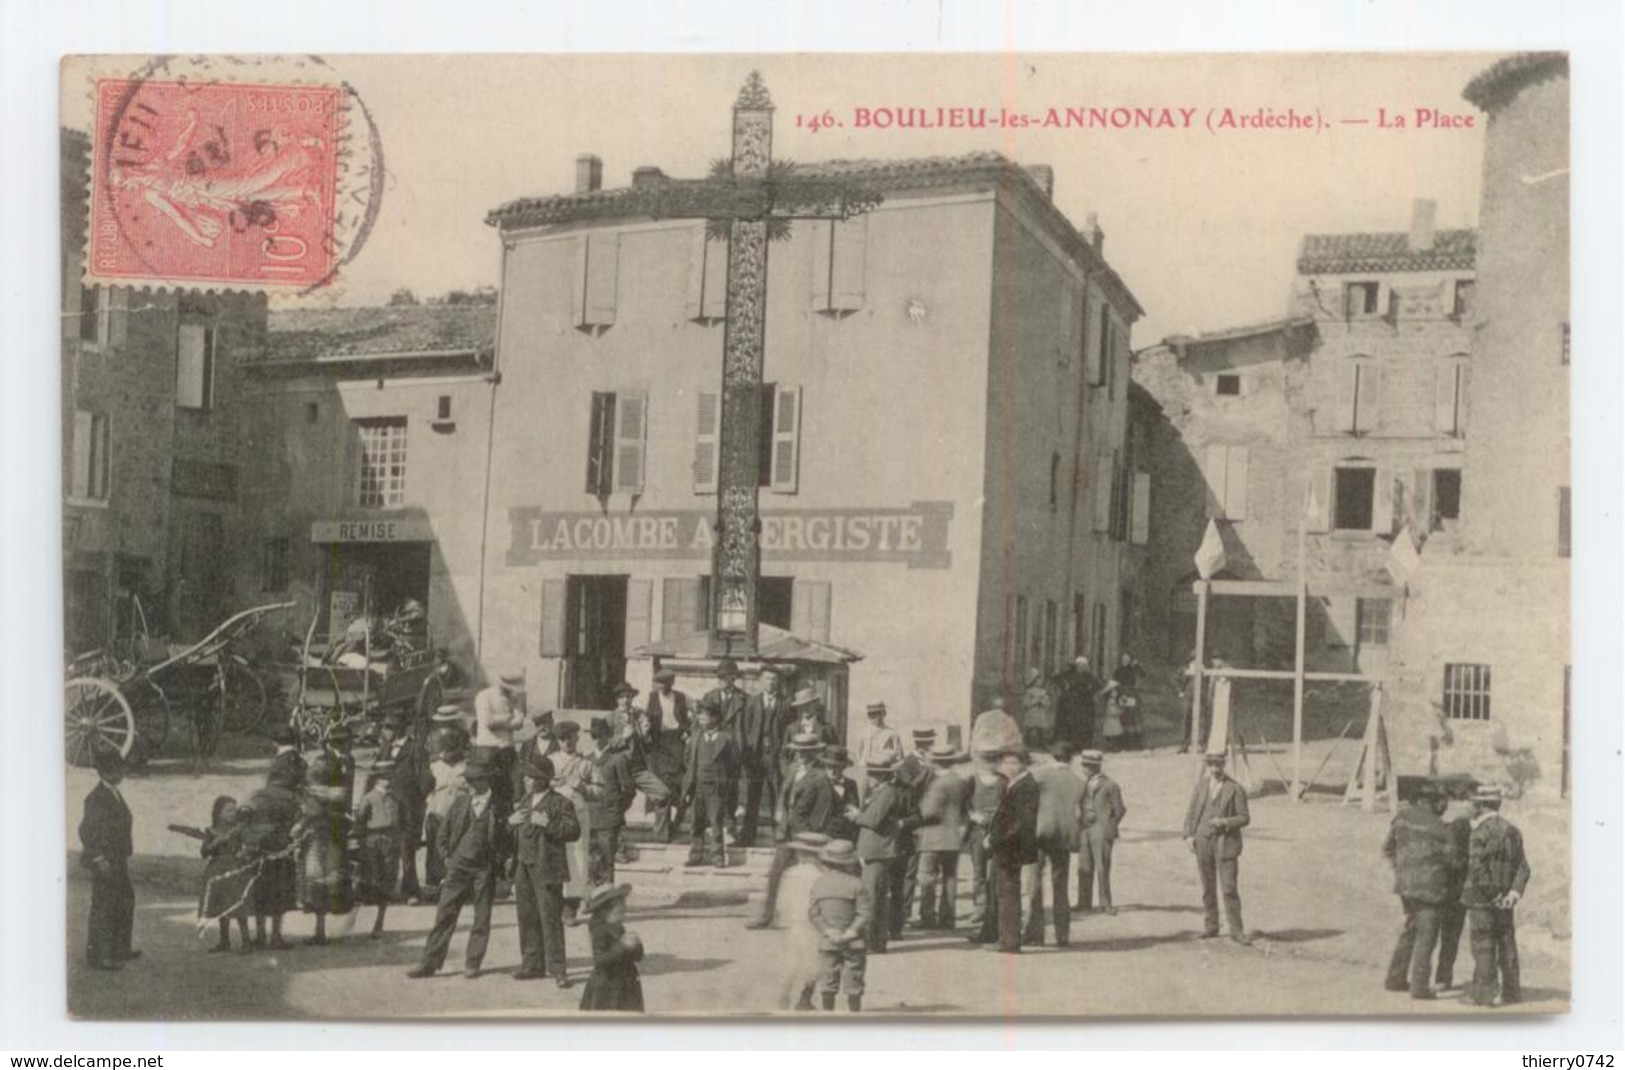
top-left (709, 73), bottom-right (775, 655)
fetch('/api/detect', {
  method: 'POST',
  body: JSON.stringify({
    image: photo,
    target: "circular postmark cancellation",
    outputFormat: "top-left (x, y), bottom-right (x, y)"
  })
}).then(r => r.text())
top-left (86, 55), bottom-right (385, 295)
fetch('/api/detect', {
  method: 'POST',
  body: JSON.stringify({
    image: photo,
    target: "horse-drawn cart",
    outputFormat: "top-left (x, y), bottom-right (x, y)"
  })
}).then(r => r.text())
top-left (64, 601), bottom-right (294, 767)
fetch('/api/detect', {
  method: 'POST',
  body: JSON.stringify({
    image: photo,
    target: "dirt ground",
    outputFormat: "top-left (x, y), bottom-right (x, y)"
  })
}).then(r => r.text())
top-left (64, 727), bottom-right (1570, 1020)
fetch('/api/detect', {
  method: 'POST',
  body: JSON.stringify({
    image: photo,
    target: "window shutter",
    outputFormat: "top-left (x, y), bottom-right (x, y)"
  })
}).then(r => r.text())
top-left (572, 237), bottom-right (591, 328)
top-left (538, 578), bottom-right (567, 657)
top-left (1357, 363), bottom-right (1382, 433)
top-left (1131, 472), bottom-right (1151, 545)
top-left (90, 415), bottom-right (110, 499)
top-left (613, 390), bottom-right (648, 494)
top-left (693, 390), bottom-right (721, 493)
top-left (71, 410), bottom-right (93, 499)
top-left (830, 216), bottom-right (867, 311)
top-left (1093, 454), bottom-right (1115, 531)
top-left (1433, 362), bottom-right (1458, 435)
top-left (1336, 364), bottom-right (1359, 433)
top-left (684, 227), bottom-right (706, 321)
top-left (1224, 446), bottom-right (1249, 521)
top-left (1307, 467), bottom-right (1332, 533)
top-left (108, 287), bottom-right (129, 349)
top-left (791, 579), bottom-right (832, 642)
top-left (1061, 281), bottom-right (1080, 363)
top-left (661, 577), bottom-right (701, 639)
top-left (584, 234), bottom-right (620, 327)
top-left (1411, 467), bottom-right (1434, 533)
top-left (1089, 312), bottom-right (1108, 385)
top-left (770, 385), bottom-right (802, 493)
top-left (585, 392), bottom-right (614, 495)
top-left (702, 235), bottom-right (727, 320)
top-left (810, 220), bottom-right (833, 312)
top-left (1372, 466), bottom-right (1395, 535)
top-left (1202, 444), bottom-right (1229, 519)
top-left (176, 324), bottom-right (208, 409)
top-left (203, 327), bottom-right (217, 409)
top-left (624, 578), bottom-right (653, 653)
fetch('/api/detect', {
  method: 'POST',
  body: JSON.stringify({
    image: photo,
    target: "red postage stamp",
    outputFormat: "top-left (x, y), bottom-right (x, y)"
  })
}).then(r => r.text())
top-left (89, 78), bottom-right (344, 291)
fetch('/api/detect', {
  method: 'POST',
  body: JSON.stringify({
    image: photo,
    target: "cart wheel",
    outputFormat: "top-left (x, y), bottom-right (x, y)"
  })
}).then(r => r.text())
top-left (219, 660), bottom-right (269, 733)
top-left (417, 674), bottom-right (445, 727)
top-left (65, 677), bottom-right (136, 767)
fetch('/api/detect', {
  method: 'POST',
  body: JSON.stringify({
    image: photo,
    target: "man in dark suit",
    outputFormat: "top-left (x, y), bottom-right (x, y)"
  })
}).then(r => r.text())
top-left (639, 669), bottom-right (688, 841)
top-left (747, 731), bottom-right (834, 928)
top-left (508, 754), bottom-right (582, 986)
top-left (1183, 751), bottom-right (1252, 944)
top-left (972, 748), bottom-right (1040, 953)
top-left (1382, 780), bottom-right (1461, 999)
top-left (1078, 749), bottom-right (1128, 913)
top-left (738, 668), bottom-right (791, 847)
top-left (1461, 785), bottom-right (1531, 1007)
top-left (701, 659), bottom-right (749, 833)
top-left (682, 701), bottom-right (739, 867)
top-left (79, 750), bottom-right (137, 970)
top-left (407, 759), bottom-right (508, 980)
top-left (915, 743), bottom-right (971, 931)
top-left (377, 708), bottom-right (431, 902)
top-left (587, 718), bottom-right (636, 886)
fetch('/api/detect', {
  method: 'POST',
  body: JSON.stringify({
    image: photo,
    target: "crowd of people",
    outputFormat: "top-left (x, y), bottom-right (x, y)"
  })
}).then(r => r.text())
top-left (73, 655), bottom-right (1536, 1014)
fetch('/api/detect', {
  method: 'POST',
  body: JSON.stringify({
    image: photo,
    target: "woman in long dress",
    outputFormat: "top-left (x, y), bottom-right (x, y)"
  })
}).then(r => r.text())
top-left (548, 721), bottom-right (600, 924)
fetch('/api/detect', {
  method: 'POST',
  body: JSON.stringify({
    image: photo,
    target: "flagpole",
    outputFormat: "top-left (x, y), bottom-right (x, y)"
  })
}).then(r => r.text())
top-left (1292, 484), bottom-right (1311, 800)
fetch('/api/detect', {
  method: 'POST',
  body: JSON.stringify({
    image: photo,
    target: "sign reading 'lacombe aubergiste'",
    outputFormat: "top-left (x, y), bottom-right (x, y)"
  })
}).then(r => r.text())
top-left (506, 503), bottom-right (952, 568)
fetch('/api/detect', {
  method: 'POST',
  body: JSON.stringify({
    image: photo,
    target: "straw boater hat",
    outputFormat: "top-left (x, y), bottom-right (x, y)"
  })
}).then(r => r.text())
top-left (865, 702), bottom-right (887, 717)
top-left (911, 727), bottom-right (937, 745)
top-left (819, 840), bottom-right (860, 869)
top-left (1472, 784), bottom-right (1504, 805)
top-left (790, 831), bottom-right (831, 855)
top-left (499, 672), bottom-right (526, 694)
top-left (821, 745), bottom-right (851, 769)
top-left (1203, 751), bottom-right (1227, 766)
top-left (431, 703), bottom-right (464, 724)
top-left (866, 757), bottom-right (898, 778)
top-left (369, 757), bottom-right (398, 776)
top-left (928, 741), bottom-right (965, 764)
top-left (786, 731), bottom-right (825, 753)
top-left (1079, 749), bottom-right (1105, 767)
top-left (791, 687), bottom-right (821, 709)
top-left (586, 882), bottom-right (632, 915)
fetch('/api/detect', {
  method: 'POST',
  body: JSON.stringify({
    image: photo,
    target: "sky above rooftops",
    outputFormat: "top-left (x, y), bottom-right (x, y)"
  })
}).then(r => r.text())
top-left (63, 53), bottom-right (1494, 342)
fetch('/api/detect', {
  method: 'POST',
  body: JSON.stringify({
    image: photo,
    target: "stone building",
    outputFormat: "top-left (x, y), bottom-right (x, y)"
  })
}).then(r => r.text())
top-left (1386, 53), bottom-right (1571, 797)
top-left (1135, 199), bottom-right (1477, 675)
top-left (477, 151), bottom-right (1144, 736)
top-left (60, 129), bottom-right (268, 652)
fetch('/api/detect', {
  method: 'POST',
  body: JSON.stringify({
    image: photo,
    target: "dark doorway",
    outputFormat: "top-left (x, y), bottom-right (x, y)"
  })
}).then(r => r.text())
top-left (565, 574), bottom-right (629, 709)
top-left (318, 541), bottom-right (433, 639)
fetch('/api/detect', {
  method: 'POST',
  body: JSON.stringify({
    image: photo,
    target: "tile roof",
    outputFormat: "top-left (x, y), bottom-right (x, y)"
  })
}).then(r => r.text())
top-left (1163, 314), bottom-right (1318, 348)
top-left (1462, 52), bottom-right (1567, 112)
top-left (1296, 229), bottom-right (1476, 275)
top-left (255, 304), bottom-right (497, 364)
top-left (633, 623), bottom-right (863, 665)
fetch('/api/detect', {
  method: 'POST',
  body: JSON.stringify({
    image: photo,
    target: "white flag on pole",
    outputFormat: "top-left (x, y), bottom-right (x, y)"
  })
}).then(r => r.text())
top-left (1194, 518), bottom-right (1228, 580)
top-left (1386, 523), bottom-right (1422, 587)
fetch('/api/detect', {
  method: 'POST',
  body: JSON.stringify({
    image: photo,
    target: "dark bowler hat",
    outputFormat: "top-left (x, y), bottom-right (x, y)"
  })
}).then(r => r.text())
top-left (821, 745), bottom-right (852, 769)
top-left (716, 658), bottom-right (740, 678)
top-left (269, 723), bottom-right (299, 746)
top-left (463, 763), bottom-right (495, 788)
top-left (588, 716), bottom-right (612, 739)
top-left (92, 749), bottom-right (127, 777)
top-left (554, 719), bottom-right (581, 739)
top-left (613, 681), bottom-right (639, 699)
top-left (520, 754), bottom-right (556, 781)
top-left (653, 668), bottom-right (676, 685)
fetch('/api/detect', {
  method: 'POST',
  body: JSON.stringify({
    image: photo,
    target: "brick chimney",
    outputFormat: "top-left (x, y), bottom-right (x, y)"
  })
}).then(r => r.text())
top-left (1083, 211), bottom-right (1105, 254)
top-left (1408, 197), bottom-right (1437, 252)
top-left (631, 166), bottom-right (667, 189)
top-left (1024, 164), bottom-right (1054, 199)
top-left (575, 154), bottom-right (603, 193)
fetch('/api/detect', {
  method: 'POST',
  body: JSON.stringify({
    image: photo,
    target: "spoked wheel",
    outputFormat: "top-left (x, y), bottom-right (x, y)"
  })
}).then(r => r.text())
top-left (65, 677), bottom-right (136, 767)
top-left (219, 659), bottom-right (269, 734)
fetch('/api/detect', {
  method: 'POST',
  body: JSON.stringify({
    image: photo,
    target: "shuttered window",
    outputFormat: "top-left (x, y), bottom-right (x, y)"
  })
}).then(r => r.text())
top-left (70, 410), bottom-right (111, 502)
top-left (1336, 360), bottom-right (1381, 435)
top-left (1130, 472), bottom-right (1151, 545)
top-left (791, 579), bottom-right (832, 641)
top-left (1092, 454), bottom-right (1114, 532)
top-left (661, 577), bottom-right (705, 638)
top-left (770, 385), bottom-right (802, 493)
top-left (811, 217), bottom-right (867, 313)
top-left (686, 229), bottom-right (728, 323)
top-left (1203, 445), bottom-right (1249, 521)
top-left (1435, 358), bottom-right (1469, 437)
top-left (693, 391), bottom-right (722, 493)
top-left (613, 391), bottom-right (648, 495)
top-left (176, 324), bottom-right (216, 411)
top-left (574, 234), bottom-right (620, 330)
top-left (1088, 310), bottom-right (1109, 386)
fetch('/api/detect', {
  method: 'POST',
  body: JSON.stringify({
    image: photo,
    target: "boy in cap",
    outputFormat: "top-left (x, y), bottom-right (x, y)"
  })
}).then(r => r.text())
top-left (853, 759), bottom-right (906, 953)
top-left (809, 839), bottom-right (871, 1012)
top-left (852, 702), bottom-right (902, 799)
top-left (916, 741), bottom-right (972, 930)
top-left (682, 700), bottom-right (738, 867)
top-left (79, 750), bottom-right (137, 969)
top-left (1461, 785), bottom-right (1530, 1006)
top-left (354, 758), bottom-right (403, 938)
top-left (588, 717), bottom-right (637, 886)
top-left (578, 883), bottom-right (645, 1012)
top-left (748, 731), bottom-right (833, 929)
top-left (408, 758), bottom-right (508, 979)
top-left (1078, 748), bottom-right (1128, 914)
top-left (1182, 751), bottom-right (1251, 944)
top-left (509, 753), bottom-right (582, 986)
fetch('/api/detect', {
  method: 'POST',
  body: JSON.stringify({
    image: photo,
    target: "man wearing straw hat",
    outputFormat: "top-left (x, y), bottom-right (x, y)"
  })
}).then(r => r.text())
top-left (915, 740), bottom-right (972, 931)
top-left (407, 756), bottom-right (506, 980)
top-left (1182, 751), bottom-right (1251, 945)
top-left (472, 671), bottom-right (528, 852)
top-left (1461, 784), bottom-right (1530, 1007)
top-left (1077, 748), bottom-right (1128, 915)
top-left (748, 731), bottom-right (834, 929)
top-left (853, 758), bottom-right (907, 953)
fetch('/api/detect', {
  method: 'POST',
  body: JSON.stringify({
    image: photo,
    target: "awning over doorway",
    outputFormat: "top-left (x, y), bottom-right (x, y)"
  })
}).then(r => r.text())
top-left (632, 624), bottom-right (863, 665)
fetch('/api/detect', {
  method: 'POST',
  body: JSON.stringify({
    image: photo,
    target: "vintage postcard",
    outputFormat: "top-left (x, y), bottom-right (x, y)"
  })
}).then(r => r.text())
top-left (59, 52), bottom-right (1570, 1019)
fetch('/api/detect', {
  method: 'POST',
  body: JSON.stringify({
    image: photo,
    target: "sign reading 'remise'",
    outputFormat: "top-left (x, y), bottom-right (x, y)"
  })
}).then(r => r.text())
top-left (507, 503), bottom-right (953, 569)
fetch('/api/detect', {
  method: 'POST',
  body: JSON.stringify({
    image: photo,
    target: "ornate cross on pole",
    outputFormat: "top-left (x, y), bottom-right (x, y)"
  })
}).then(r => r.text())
top-left (624, 71), bottom-right (881, 655)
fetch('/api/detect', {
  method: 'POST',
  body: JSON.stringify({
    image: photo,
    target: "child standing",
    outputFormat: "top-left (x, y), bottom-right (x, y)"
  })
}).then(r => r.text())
top-left (681, 702), bottom-right (738, 868)
top-left (776, 831), bottom-right (831, 1011)
top-left (198, 796), bottom-right (253, 952)
top-left (809, 839), bottom-right (870, 1012)
top-left (354, 759), bottom-right (402, 939)
top-left (578, 883), bottom-right (645, 1012)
